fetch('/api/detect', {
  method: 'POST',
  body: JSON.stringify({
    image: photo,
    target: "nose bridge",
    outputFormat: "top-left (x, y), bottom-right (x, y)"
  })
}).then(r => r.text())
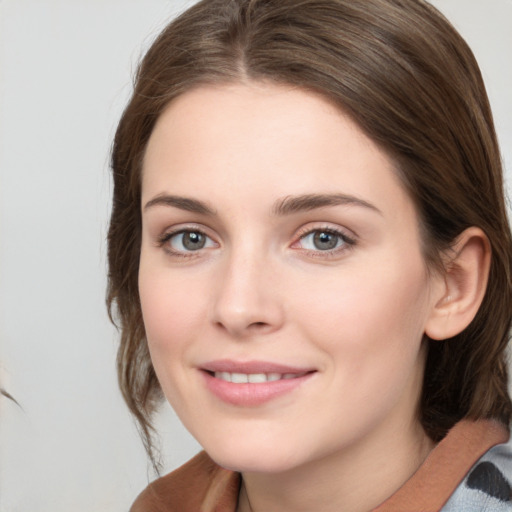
top-left (211, 238), bottom-right (283, 336)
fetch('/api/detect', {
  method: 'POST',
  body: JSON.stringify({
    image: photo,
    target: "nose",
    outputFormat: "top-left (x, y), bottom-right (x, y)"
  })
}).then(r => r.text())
top-left (210, 247), bottom-right (285, 338)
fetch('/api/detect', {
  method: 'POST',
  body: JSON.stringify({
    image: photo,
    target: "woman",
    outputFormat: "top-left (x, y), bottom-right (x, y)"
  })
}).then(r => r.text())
top-left (107, 0), bottom-right (512, 510)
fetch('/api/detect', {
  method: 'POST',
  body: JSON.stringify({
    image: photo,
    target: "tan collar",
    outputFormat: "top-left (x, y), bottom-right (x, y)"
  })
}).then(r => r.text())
top-left (371, 419), bottom-right (509, 511)
top-left (204, 419), bottom-right (509, 512)
top-left (131, 419), bottom-right (509, 512)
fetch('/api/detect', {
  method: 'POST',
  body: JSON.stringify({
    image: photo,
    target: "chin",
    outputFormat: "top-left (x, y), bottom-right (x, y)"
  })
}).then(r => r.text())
top-left (201, 437), bottom-right (309, 474)
top-left (211, 452), bottom-right (299, 474)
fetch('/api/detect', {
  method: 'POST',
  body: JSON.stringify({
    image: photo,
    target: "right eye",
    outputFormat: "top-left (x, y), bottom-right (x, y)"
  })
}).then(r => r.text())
top-left (161, 230), bottom-right (216, 254)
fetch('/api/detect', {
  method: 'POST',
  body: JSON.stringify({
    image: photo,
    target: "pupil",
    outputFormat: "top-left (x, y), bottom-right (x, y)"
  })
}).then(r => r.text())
top-left (313, 231), bottom-right (337, 250)
top-left (183, 232), bottom-right (205, 250)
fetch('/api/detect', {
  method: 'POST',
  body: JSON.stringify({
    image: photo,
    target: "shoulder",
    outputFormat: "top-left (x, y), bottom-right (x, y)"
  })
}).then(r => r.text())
top-left (442, 435), bottom-right (512, 511)
top-left (130, 451), bottom-right (228, 512)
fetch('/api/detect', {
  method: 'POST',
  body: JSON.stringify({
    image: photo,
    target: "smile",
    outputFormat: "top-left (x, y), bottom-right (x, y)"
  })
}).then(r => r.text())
top-left (213, 372), bottom-right (308, 383)
top-left (200, 361), bottom-right (316, 406)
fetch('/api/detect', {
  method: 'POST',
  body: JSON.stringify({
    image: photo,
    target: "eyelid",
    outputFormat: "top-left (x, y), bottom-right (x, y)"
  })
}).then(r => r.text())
top-left (291, 223), bottom-right (357, 255)
top-left (157, 224), bottom-right (219, 256)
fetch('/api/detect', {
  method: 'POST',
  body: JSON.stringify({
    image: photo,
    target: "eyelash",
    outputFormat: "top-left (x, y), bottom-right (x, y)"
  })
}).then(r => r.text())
top-left (157, 227), bottom-right (217, 258)
top-left (156, 225), bottom-right (357, 259)
top-left (293, 226), bottom-right (356, 257)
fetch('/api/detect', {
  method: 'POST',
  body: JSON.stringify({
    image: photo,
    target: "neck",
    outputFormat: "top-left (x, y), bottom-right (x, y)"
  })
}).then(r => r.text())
top-left (237, 419), bottom-right (434, 512)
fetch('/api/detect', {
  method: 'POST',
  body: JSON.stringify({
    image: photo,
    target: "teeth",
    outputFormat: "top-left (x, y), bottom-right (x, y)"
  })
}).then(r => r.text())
top-left (213, 372), bottom-right (301, 383)
top-left (248, 373), bottom-right (267, 383)
top-left (219, 372), bottom-right (231, 382)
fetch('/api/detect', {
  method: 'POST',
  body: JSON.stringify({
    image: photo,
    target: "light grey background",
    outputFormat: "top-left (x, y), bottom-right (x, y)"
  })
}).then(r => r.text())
top-left (0, 1), bottom-right (511, 511)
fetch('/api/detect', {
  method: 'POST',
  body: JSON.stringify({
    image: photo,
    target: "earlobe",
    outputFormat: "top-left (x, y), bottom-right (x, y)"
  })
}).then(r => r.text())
top-left (425, 227), bottom-right (491, 341)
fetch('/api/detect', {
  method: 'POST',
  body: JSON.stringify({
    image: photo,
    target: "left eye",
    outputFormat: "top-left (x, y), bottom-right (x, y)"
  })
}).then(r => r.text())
top-left (167, 230), bottom-right (216, 252)
top-left (299, 230), bottom-right (348, 251)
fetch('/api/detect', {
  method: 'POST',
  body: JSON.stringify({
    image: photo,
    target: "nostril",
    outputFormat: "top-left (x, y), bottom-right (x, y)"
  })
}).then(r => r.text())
top-left (250, 321), bottom-right (268, 328)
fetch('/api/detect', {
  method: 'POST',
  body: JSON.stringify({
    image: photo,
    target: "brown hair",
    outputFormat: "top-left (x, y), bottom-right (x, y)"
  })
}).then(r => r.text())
top-left (107, 0), bottom-right (512, 465)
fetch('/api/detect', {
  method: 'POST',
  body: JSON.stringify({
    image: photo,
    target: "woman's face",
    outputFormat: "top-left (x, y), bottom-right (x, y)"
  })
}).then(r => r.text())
top-left (139, 82), bottom-right (442, 473)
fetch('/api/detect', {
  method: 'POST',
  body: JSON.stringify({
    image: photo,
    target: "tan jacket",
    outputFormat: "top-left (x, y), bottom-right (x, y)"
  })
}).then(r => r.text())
top-left (130, 420), bottom-right (508, 512)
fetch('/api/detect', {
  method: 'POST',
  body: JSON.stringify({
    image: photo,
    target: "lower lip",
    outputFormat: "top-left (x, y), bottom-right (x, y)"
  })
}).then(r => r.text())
top-left (201, 371), bottom-right (315, 407)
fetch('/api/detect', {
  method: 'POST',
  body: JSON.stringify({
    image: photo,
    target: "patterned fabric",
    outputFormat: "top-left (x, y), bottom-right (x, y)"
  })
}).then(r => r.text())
top-left (442, 438), bottom-right (512, 511)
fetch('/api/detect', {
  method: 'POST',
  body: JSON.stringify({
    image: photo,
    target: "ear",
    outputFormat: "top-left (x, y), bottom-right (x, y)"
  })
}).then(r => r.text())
top-left (425, 227), bottom-right (491, 341)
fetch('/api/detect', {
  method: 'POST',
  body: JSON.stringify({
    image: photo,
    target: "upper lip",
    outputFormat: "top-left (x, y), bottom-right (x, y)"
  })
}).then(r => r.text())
top-left (200, 359), bottom-right (315, 374)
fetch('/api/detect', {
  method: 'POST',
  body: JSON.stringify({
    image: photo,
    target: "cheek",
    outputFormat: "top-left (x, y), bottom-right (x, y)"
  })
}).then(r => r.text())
top-left (294, 256), bottom-right (431, 373)
top-left (138, 265), bottom-right (211, 412)
top-left (138, 266), bottom-right (205, 357)
top-left (294, 261), bottom-right (431, 435)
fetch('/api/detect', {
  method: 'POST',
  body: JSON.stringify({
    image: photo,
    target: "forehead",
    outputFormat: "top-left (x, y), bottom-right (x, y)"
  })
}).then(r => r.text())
top-left (143, 82), bottom-right (356, 175)
top-left (141, 82), bottom-right (414, 224)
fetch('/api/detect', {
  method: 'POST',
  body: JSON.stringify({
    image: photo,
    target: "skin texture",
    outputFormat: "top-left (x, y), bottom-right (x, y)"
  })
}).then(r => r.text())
top-left (139, 82), bottom-right (452, 511)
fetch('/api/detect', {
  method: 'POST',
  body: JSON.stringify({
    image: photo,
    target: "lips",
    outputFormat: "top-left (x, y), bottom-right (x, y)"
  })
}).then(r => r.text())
top-left (200, 360), bottom-right (316, 406)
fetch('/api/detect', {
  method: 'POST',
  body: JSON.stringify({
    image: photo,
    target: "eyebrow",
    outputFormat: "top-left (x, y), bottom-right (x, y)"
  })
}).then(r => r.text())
top-left (143, 195), bottom-right (217, 216)
top-left (272, 193), bottom-right (382, 216)
top-left (143, 192), bottom-right (381, 217)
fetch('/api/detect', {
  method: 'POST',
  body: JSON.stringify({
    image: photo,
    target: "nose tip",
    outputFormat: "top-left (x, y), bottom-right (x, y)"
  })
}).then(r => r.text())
top-left (212, 296), bottom-right (283, 338)
top-left (210, 258), bottom-right (284, 338)
top-left (214, 315), bottom-right (276, 338)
